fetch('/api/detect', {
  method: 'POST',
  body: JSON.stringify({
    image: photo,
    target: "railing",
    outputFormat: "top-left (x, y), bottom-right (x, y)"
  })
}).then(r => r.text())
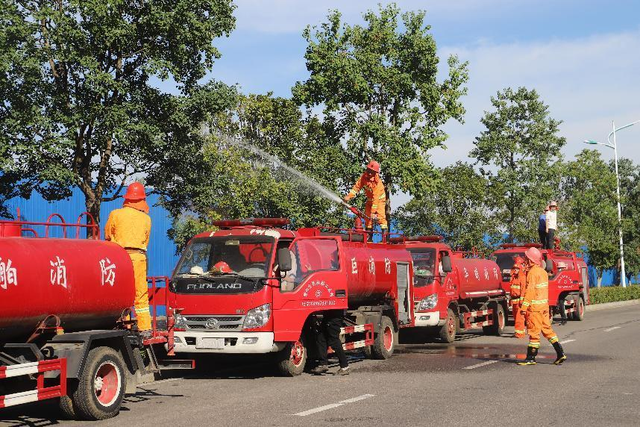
top-left (0, 209), bottom-right (100, 239)
top-left (146, 276), bottom-right (179, 356)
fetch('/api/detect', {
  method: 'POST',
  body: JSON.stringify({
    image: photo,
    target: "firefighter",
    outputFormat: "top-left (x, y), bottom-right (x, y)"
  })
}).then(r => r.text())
top-left (105, 182), bottom-right (152, 338)
top-left (343, 160), bottom-right (387, 231)
top-left (517, 247), bottom-right (567, 366)
top-left (510, 256), bottom-right (528, 339)
top-left (310, 310), bottom-right (350, 375)
top-left (545, 201), bottom-right (558, 249)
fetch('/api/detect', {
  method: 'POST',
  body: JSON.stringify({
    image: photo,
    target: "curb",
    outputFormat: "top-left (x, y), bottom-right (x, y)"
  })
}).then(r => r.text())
top-left (587, 299), bottom-right (640, 312)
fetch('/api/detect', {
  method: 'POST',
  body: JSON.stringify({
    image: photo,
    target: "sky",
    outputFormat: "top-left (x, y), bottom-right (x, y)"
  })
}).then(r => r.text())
top-left (159, 0), bottom-right (640, 199)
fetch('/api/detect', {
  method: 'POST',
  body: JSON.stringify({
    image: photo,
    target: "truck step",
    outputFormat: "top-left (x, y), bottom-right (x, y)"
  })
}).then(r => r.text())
top-left (0, 359), bottom-right (67, 409)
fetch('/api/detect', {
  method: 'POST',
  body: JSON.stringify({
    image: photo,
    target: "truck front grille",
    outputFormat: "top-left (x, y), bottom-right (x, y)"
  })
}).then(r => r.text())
top-left (184, 315), bottom-right (245, 331)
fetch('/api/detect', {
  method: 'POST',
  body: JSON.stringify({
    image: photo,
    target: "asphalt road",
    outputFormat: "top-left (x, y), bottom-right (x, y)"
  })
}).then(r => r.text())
top-left (2, 303), bottom-right (639, 427)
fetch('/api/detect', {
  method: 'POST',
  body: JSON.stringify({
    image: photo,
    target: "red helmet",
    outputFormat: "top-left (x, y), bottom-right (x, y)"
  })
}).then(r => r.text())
top-left (212, 261), bottom-right (232, 274)
top-left (524, 247), bottom-right (543, 267)
top-left (124, 182), bottom-right (146, 201)
top-left (366, 160), bottom-right (380, 174)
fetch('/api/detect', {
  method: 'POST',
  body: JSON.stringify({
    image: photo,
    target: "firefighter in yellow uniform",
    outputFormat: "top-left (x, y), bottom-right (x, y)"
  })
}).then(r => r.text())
top-left (517, 247), bottom-right (566, 366)
top-left (510, 256), bottom-right (527, 338)
top-left (105, 182), bottom-right (152, 336)
top-left (343, 160), bottom-right (388, 231)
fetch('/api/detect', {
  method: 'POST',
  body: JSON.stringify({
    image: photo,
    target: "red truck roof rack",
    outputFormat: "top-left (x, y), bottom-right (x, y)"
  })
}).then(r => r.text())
top-left (211, 218), bottom-right (290, 228)
top-left (388, 235), bottom-right (443, 244)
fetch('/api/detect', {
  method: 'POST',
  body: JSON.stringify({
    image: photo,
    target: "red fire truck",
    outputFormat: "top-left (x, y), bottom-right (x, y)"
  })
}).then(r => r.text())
top-left (168, 218), bottom-right (417, 375)
top-left (492, 243), bottom-right (589, 321)
top-left (390, 236), bottom-right (507, 343)
top-left (0, 214), bottom-right (185, 420)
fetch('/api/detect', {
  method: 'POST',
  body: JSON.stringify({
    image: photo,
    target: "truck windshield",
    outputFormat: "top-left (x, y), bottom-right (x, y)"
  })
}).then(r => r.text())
top-left (409, 249), bottom-right (436, 287)
top-left (172, 236), bottom-right (275, 294)
top-left (494, 253), bottom-right (524, 281)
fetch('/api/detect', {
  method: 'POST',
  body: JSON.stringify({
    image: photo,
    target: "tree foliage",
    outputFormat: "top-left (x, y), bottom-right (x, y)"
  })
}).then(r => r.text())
top-left (396, 162), bottom-right (498, 255)
top-left (0, 0), bottom-right (236, 223)
top-left (470, 87), bottom-right (565, 243)
top-left (293, 3), bottom-right (469, 224)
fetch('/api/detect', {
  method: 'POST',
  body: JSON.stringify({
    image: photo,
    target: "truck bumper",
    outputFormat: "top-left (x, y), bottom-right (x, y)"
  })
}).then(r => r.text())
top-left (413, 311), bottom-right (444, 327)
top-left (170, 331), bottom-right (285, 354)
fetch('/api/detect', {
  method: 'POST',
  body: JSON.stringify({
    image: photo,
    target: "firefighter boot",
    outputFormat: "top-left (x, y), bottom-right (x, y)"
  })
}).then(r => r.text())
top-left (517, 347), bottom-right (538, 366)
top-left (552, 342), bottom-right (567, 365)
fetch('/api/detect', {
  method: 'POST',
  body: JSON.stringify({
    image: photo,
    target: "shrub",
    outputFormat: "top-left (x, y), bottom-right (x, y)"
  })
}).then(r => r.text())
top-left (589, 285), bottom-right (640, 304)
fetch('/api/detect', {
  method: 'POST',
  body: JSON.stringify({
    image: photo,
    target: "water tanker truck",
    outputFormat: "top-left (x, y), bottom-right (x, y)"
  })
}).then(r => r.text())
top-left (390, 236), bottom-right (507, 343)
top-left (492, 243), bottom-right (589, 321)
top-left (0, 214), bottom-right (183, 420)
top-left (168, 218), bottom-right (417, 375)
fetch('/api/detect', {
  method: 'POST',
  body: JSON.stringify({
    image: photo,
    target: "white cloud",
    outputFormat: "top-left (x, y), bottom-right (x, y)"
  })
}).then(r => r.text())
top-left (433, 29), bottom-right (640, 167)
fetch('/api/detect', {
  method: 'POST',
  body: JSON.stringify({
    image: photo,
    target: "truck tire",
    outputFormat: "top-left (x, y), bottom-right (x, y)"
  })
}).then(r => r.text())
top-left (370, 316), bottom-right (396, 359)
top-left (71, 346), bottom-right (126, 420)
top-left (439, 308), bottom-right (457, 343)
top-left (59, 388), bottom-right (78, 420)
top-left (574, 296), bottom-right (585, 321)
top-left (483, 303), bottom-right (505, 336)
top-left (276, 339), bottom-right (307, 376)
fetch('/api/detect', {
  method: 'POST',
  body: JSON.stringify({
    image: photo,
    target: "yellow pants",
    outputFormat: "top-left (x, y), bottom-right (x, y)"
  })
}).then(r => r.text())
top-left (130, 252), bottom-right (151, 331)
top-left (365, 204), bottom-right (388, 229)
top-left (525, 310), bottom-right (558, 348)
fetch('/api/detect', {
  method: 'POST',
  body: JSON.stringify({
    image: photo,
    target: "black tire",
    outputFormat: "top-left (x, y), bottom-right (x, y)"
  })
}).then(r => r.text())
top-left (439, 308), bottom-right (457, 343)
top-left (483, 303), bottom-right (505, 336)
top-left (371, 316), bottom-right (396, 359)
top-left (574, 296), bottom-right (585, 321)
top-left (71, 346), bottom-right (126, 420)
top-left (58, 385), bottom-right (78, 420)
top-left (276, 339), bottom-right (307, 376)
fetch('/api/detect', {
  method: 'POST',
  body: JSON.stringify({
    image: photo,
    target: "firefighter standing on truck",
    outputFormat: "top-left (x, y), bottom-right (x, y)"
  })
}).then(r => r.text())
top-left (105, 182), bottom-right (152, 338)
top-left (517, 247), bottom-right (567, 366)
top-left (510, 256), bottom-right (528, 339)
top-left (343, 160), bottom-right (387, 231)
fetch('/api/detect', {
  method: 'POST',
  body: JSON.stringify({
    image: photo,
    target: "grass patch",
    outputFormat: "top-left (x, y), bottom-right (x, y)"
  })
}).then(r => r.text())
top-left (590, 285), bottom-right (640, 304)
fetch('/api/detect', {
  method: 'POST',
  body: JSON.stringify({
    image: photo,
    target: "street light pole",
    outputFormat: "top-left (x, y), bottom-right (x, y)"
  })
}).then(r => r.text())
top-left (611, 121), bottom-right (627, 288)
top-left (584, 118), bottom-right (640, 287)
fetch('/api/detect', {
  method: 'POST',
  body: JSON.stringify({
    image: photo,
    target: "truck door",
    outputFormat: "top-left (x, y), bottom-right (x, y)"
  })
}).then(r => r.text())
top-left (272, 237), bottom-right (348, 342)
top-left (396, 262), bottom-right (411, 325)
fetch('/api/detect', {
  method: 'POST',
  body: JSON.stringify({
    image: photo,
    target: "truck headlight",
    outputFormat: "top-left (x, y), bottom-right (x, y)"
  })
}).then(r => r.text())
top-left (242, 303), bottom-right (271, 330)
top-left (417, 293), bottom-right (438, 311)
top-left (174, 313), bottom-right (188, 330)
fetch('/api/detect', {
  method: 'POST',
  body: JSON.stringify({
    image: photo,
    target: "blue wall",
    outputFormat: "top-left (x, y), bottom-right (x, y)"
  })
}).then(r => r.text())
top-left (3, 188), bottom-right (180, 277)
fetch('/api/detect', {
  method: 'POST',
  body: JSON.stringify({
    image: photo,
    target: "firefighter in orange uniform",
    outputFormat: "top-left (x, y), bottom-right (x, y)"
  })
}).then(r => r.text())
top-left (105, 182), bottom-right (152, 337)
top-left (343, 160), bottom-right (387, 231)
top-left (510, 256), bottom-right (527, 339)
top-left (517, 247), bottom-right (567, 366)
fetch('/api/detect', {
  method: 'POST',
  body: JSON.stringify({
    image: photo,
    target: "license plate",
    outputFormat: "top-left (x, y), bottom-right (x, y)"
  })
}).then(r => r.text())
top-left (197, 338), bottom-right (225, 349)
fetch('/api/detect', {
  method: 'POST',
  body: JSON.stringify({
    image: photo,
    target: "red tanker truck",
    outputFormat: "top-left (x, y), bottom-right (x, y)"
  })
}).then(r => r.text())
top-left (168, 218), bottom-right (416, 375)
top-left (390, 236), bottom-right (507, 343)
top-left (492, 243), bottom-right (589, 321)
top-left (0, 214), bottom-right (183, 420)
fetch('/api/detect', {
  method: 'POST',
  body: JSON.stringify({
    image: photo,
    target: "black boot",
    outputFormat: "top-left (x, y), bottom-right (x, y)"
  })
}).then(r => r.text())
top-left (517, 346), bottom-right (538, 365)
top-left (552, 342), bottom-right (567, 365)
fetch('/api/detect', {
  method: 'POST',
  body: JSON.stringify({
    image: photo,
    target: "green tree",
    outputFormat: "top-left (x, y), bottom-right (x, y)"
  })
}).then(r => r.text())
top-left (560, 150), bottom-right (618, 286)
top-left (616, 157), bottom-right (640, 282)
top-left (0, 0), bottom-right (236, 223)
top-left (470, 87), bottom-right (565, 243)
top-left (397, 162), bottom-right (499, 255)
top-left (293, 4), bottom-right (469, 225)
top-left (165, 93), bottom-right (352, 251)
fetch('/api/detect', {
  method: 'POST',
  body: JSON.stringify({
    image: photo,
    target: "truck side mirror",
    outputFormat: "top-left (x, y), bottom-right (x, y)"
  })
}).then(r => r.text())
top-left (277, 248), bottom-right (292, 272)
top-left (545, 259), bottom-right (553, 272)
top-left (442, 255), bottom-right (452, 273)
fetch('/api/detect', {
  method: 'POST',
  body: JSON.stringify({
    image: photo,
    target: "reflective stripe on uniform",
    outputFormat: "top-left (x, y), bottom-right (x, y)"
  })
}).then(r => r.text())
top-left (511, 285), bottom-right (521, 289)
top-left (535, 283), bottom-right (548, 289)
top-left (522, 301), bottom-right (530, 307)
top-left (528, 342), bottom-right (540, 348)
top-left (548, 336), bottom-right (558, 344)
top-left (514, 329), bottom-right (525, 334)
top-left (531, 299), bottom-right (548, 304)
top-left (135, 307), bottom-right (150, 313)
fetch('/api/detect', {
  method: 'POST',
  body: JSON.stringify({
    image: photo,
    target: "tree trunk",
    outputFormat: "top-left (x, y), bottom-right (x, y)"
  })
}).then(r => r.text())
top-left (85, 193), bottom-right (102, 239)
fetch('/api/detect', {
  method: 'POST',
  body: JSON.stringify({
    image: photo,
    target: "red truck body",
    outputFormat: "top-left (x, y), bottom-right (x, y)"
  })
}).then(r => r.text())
top-left (491, 243), bottom-right (589, 321)
top-left (168, 219), bottom-right (416, 375)
top-left (391, 237), bottom-right (507, 343)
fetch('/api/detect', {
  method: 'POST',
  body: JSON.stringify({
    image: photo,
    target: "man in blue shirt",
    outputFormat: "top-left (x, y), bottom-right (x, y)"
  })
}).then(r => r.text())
top-left (538, 206), bottom-right (548, 246)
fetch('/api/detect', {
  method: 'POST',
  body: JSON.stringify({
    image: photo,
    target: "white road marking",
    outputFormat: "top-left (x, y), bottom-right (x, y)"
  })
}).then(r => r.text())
top-left (463, 360), bottom-right (499, 370)
top-left (560, 339), bottom-right (576, 344)
top-left (604, 326), bottom-right (621, 332)
top-left (294, 394), bottom-right (375, 416)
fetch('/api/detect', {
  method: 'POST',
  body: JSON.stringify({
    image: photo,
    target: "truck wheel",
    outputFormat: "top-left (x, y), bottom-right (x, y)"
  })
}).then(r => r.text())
top-left (371, 316), bottom-right (396, 359)
top-left (439, 308), bottom-right (457, 343)
top-left (574, 296), bottom-right (585, 321)
top-left (483, 303), bottom-right (505, 336)
top-left (71, 346), bottom-right (126, 420)
top-left (59, 387), bottom-right (78, 420)
top-left (276, 339), bottom-right (307, 376)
